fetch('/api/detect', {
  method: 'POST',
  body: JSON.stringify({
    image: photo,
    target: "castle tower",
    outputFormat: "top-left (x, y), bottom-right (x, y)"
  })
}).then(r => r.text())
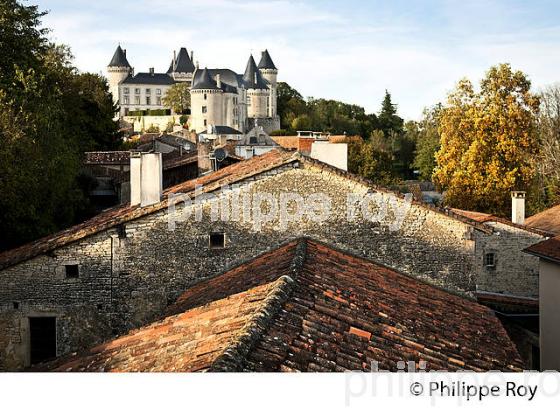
top-left (258, 50), bottom-right (278, 117)
top-left (107, 45), bottom-right (132, 106)
top-left (243, 55), bottom-right (270, 120)
top-left (167, 47), bottom-right (196, 84)
top-left (190, 67), bottom-right (224, 132)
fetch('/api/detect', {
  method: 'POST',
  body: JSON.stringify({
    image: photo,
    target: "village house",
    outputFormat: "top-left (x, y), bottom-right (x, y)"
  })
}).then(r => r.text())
top-left (0, 149), bottom-right (548, 370)
top-left (36, 239), bottom-right (522, 372)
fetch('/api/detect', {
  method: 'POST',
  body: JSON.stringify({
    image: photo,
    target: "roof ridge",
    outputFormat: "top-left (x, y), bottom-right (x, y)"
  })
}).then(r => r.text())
top-left (209, 275), bottom-right (295, 371)
top-left (298, 155), bottom-right (495, 234)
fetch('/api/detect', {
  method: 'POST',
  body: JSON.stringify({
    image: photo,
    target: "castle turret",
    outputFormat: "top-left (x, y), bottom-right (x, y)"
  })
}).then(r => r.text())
top-left (107, 45), bottom-right (132, 106)
top-left (190, 68), bottom-right (224, 132)
top-left (258, 50), bottom-right (278, 117)
top-left (243, 55), bottom-right (269, 120)
top-left (167, 47), bottom-right (196, 83)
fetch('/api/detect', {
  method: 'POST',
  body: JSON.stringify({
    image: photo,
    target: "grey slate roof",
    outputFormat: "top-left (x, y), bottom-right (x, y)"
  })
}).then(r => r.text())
top-left (191, 68), bottom-right (220, 90)
top-left (173, 47), bottom-right (196, 73)
top-left (243, 55), bottom-right (269, 90)
top-left (108, 45), bottom-right (131, 68)
top-left (257, 49), bottom-right (277, 70)
top-left (122, 72), bottom-right (176, 85)
top-left (238, 126), bottom-right (278, 146)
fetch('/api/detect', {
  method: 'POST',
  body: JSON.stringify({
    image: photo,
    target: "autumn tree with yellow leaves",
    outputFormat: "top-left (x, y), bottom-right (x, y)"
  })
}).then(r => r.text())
top-left (433, 64), bottom-right (540, 215)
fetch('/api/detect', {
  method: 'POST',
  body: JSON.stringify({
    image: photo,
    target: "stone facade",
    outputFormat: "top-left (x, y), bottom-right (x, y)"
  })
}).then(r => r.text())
top-left (0, 161), bottom-right (545, 370)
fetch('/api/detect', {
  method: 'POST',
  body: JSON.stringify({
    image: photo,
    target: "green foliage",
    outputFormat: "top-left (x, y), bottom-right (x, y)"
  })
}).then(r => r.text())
top-left (162, 82), bottom-right (190, 114)
top-left (128, 108), bottom-right (171, 116)
top-left (347, 137), bottom-right (394, 185)
top-left (145, 124), bottom-right (160, 133)
top-left (179, 114), bottom-right (189, 125)
top-left (412, 105), bottom-right (442, 180)
top-left (0, 1), bottom-right (120, 251)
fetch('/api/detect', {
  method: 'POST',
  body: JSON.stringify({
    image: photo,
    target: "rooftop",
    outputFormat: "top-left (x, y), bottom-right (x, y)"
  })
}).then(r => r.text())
top-left (525, 235), bottom-right (560, 264)
top-left (0, 149), bottom-right (502, 270)
top-left (525, 204), bottom-right (560, 235)
top-left (39, 239), bottom-right (522, 372)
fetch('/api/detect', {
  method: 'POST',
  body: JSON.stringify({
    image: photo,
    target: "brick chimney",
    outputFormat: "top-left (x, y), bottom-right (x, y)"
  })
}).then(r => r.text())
top-left (511, 191), bottom-right (526, 224)
top-left (130, 152), bottom-right (163, 207)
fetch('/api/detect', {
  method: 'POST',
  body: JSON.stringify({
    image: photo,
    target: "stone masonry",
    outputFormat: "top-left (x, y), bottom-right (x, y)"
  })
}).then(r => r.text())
top-left (0, 157), bottom-right (545, 370)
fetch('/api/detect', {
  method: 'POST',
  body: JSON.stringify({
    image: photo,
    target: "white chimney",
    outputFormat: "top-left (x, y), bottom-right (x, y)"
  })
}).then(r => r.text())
top-left (216, 74), bottom-right (221, 88)
top-left (130, 152), bottom-right (163, 207)
top-left (511, 191), bottom-right (526, 224)
top-left (130, 153), bottom-right (142, 206)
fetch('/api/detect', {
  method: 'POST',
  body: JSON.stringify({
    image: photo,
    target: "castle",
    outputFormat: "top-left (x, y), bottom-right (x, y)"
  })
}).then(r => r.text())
top-left (107, 45), bottom-right (280, 133)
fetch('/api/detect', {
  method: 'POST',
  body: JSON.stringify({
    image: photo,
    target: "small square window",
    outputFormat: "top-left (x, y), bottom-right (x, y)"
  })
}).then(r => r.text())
top-left (146, 88), bottom-right (151, 95)
top-left (209, 233), bottom-right (225, 249)
top-left (135, 88), bottom-right (141, 95)
top-left (65, 264), bottom-right (79, 279)
top-left (123, 88), bottom-right (129, 95)
top-left (156, 89), bottom-right (162, 95)
top-left (484, 252), bottom-right (496, 269)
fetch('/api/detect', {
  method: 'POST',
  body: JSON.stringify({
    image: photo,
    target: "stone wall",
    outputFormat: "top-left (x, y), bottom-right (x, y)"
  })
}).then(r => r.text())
top-left (0, 162), bottom-right (542, 370)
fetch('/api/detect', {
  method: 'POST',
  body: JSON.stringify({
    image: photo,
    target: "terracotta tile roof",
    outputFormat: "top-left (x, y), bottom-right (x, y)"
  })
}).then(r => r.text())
top-left (39, 280), bottom-right (284, 372)
top-left (525, 204), bottom-right (560, 235)
top-left (41, 239), bottom-right (522, 372)
top-left (524, 235), bottom-right (560, 264)
top-left (450, 208), bottom-right (549, 236)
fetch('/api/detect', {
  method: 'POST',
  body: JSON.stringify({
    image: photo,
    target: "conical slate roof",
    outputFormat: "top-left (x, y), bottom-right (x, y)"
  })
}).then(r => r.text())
top-left (243, 55), bottom-right (269, 89)
top-left (257, 49), bottom-right (277, 70)
top-left (108, 45), bottom-right (131, 68)
top-left (173, 47), bottom-right (195, 73)
top-left (191, 68), bottom-right (219, 90)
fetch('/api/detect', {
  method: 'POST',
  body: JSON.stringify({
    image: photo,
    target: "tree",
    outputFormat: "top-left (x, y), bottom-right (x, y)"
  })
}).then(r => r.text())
top-left (433, 64), bottom-right (540, 215)
top-left (348, 136), bottom-right (394, 185)
top-left (412, 105), bottom-right (442, 180)
top-left (162, 82), bottom-right (190, 114)
top-left (534, 84), bottom-right (560, 207)
top-left (0, 1), bottom-right (120, 251)
top-left (378, 90), bottom-right (404, 136)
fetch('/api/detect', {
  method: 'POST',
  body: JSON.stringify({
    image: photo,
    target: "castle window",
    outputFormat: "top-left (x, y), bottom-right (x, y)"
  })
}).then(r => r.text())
top-left (135, 88), bottom-right (141, 95)
top-left (204, 119), bottom-right (207, 126)
top-left (146, 88), bottom-right (151, 95)
top-left (29, 317), bottom-right (57, 365)
top-left (204, 93), bottom-right (207, 100)
top-left (202, 106), bottom-right (207, 114)
top-left (65, 264), bottom-right (79, 279)
top-left (123, 88), bottom-right (129, 95)
top-left (123, 96), bottom-right (129, 105)
top-left (146, 96), bottom-right (151, 105)
top-left (209, 232), bottom-right (225, 249)
top-left (156, 97), bottom-right (161, 105)
top-left (484, 252), bottom-right (496, 269)
top-left (134, 96), bottom-right (140, 105)
top-left (156, 89), bottom-right (161, 95)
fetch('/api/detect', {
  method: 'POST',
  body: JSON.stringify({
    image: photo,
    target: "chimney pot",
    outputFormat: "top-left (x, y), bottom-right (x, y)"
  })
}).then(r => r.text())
top-left (511, 191), bottom-right (526, 225)
top-left (190, 50), bottom-right (194, 61)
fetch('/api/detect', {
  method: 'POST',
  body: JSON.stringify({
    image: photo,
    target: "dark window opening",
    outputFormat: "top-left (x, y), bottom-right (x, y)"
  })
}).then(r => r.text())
top-left (117, 224), bottom-right (127, 239)
top-left (29, 317), bottom-right (56, 364)
top-left (249, 136), bottom-right (258, 144)
top-left (484, 252), bottom-right (496, 269)
top-left (97, 304), bottom-right (103, 311)
top-left (13, 301), bottom-right (19, 310)
top-left (65, 264), bottom-right (79, 278)
top-left (532, 345), bottom-right (541, 371)
top-left (209, 232), bottom-right (225, 249)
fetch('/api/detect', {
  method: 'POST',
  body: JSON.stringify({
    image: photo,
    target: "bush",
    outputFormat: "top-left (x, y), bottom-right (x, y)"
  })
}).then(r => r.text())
top-left (179, 114), bottom-right (189, 125)
top-left (269, 129), bottom-right (290, 136)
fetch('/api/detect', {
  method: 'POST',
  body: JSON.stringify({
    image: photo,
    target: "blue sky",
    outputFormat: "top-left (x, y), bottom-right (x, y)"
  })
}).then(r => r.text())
top-left (36, 0), bottom-right (560, 119)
